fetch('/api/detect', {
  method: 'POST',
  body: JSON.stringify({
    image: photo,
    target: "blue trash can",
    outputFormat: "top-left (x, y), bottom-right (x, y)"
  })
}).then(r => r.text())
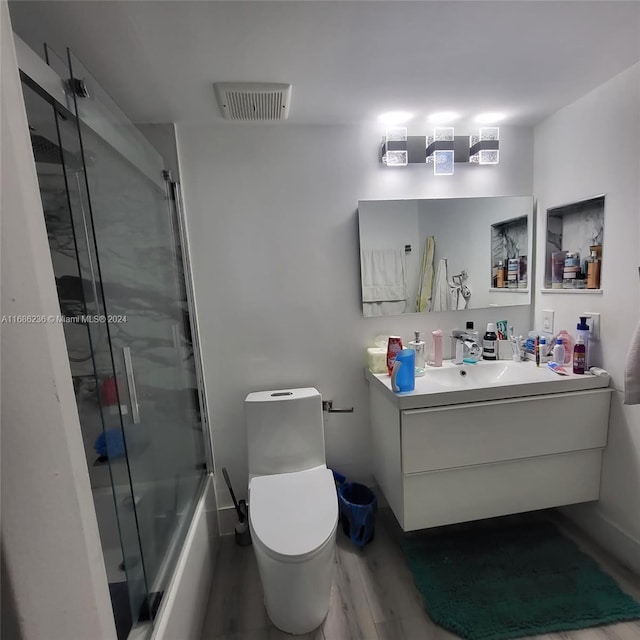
top-left (337, 482), bottom-right (377, 548)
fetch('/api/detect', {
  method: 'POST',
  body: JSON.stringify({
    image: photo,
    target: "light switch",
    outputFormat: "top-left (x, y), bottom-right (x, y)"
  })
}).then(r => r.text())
top-left (542, 309), bottom-right (554, 333)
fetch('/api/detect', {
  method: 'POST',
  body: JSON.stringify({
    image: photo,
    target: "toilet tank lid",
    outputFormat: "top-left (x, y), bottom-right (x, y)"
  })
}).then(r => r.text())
top-left (245, 387), bottom-right (320, 403)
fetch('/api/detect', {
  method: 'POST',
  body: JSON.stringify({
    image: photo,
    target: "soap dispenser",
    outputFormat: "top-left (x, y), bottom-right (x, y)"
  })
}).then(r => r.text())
top-left (408, 331), bottom-right (426, 377)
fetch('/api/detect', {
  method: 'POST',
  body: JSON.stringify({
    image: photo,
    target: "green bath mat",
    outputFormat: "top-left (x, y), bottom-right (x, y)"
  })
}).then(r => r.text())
top-left (400, 520), bottom-right (640, 640)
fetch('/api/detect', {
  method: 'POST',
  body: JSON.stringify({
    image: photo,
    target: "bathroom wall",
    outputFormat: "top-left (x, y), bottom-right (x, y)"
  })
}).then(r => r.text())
top-left (533, 62), bottom-right (640, 571)
top-left (175, 123), bottom-right (534, 509)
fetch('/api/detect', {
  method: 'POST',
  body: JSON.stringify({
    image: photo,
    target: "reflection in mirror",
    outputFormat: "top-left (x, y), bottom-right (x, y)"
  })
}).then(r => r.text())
top-left (358, 196), bottom-right (534, 317)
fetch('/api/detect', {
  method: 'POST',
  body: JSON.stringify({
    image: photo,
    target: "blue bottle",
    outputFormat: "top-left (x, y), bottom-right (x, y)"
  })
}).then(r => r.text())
top-left (391, 349), bottom-right (415, 392)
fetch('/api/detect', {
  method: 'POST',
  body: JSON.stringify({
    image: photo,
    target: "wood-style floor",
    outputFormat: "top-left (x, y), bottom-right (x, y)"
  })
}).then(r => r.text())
top-left (200, 508), bottom-right (640, 640)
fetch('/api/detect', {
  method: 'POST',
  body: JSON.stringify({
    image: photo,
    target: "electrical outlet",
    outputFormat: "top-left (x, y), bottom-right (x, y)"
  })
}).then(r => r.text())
top-left (583, 312), bottom-right (600, 341)
top-left (542, 309), bottom-right (554, 333)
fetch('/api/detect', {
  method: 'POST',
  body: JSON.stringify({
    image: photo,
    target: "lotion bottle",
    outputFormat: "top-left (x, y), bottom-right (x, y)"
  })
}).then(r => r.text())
top-left (552, 338), bottom-right (565, 365)
top-left (408, 331), bottom-right (426, 377)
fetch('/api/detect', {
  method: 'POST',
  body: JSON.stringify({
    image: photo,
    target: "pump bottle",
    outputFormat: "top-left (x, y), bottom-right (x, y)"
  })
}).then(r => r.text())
top-left (408, 331), bottom-right (426, 377)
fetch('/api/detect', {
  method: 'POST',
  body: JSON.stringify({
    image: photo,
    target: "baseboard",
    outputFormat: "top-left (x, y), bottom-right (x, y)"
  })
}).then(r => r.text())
top-left (561, 504), bottom-right (640, 576)
top-left (150, 474), bottom-right (219, 640)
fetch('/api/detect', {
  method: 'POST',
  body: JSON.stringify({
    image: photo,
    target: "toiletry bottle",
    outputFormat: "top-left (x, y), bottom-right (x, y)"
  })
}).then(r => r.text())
top-left (552, 338), bottom-right (565, 365)
top-left (431, 329), bottom-right (443, 367)
top-left (576, 317), bottom-right (590, 368)
top-left (386, 336), bottom-right (403, 376)
top-left (482, 323), bottom-right (498, 360)
top-left (535, 335), bottom-right (540, 367)
top-left (587, 250), bottom-right (601, 289)
top-left (496, 261), bottom-right (506, 288)
top-left (539, 336), bottom-right (546, 364)
top-left (557, 329), bottom-right (573, 365)
top-left (573, 334), bottom-right (586, 374)
top-left (408, 331), bottom-right (426, 377)
top-left (466, 321), bottom-right (479, 344)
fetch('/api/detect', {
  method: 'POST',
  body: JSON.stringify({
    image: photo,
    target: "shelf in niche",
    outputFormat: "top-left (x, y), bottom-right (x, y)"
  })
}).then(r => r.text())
top-left (545, 195), bottom-right (604, 290)
top-left (490, 215), bottom-right (529, 289)
top-left (489, 288), bottom-right (529, 293)
top-left (540, 288), bottom-right (603, 294)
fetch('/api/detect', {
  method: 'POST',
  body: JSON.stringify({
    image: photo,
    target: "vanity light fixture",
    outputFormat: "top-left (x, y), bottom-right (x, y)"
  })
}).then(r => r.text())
top-left (425, 127), bottom-right (455, 175)
top-left (381, 127), bottom-right (408, 166)
top-left (470, 127), bottom-right (500, 165)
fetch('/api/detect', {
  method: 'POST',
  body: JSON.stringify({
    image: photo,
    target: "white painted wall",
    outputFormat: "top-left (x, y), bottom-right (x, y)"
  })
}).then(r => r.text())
top-left (176, 123), bottom-right (534, 505)
top-left (533, 62), bottom-right (640, 571)
top-left (0, 5), bottom-right (116, 638)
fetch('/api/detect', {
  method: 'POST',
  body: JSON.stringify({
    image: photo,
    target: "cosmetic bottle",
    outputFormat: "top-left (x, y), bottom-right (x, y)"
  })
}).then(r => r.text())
top-left (541, 336), bottom-right (548, 363)
top-left (482, 323), bottom-right (498, 360)
top-left (573, 334), bottom-right (586, 374)
top-left (408, 331), bottom-right (426, 377)
top-left (386, 336), bottom-right (403, 376)
top-left (556, 330), bottom-right (573, 365)
top-left (431, 329), bottom-right (443, 367)
top-left (496, 261), bottom-right (506, 288)
top-left (576, 317), bottom-right (590, 368)
top-left (466, 321), bottom-right (479, 344)
top-left (587, 250), bottom-right (601, 289)
top-left (552, 338), bottom-right (565, 365)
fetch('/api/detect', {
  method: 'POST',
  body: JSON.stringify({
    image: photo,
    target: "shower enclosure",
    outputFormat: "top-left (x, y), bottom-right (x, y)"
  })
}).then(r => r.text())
top-left (19, 44), bottom-right (210, 640)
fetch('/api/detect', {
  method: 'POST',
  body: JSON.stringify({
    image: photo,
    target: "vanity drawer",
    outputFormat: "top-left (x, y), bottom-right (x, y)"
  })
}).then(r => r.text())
top-left (402, 449), bottom-right (603, 531)
top-left (401, 388), bottom-right (611, 474)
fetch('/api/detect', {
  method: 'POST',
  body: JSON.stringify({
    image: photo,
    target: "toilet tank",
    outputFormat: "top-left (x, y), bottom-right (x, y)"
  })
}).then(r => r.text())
top-left (245, 387), bottom-right (326, 476)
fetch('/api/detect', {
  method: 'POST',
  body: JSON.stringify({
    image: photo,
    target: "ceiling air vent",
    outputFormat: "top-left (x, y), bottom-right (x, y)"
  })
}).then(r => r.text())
top-left (214, 82), bottom-right (292, 121)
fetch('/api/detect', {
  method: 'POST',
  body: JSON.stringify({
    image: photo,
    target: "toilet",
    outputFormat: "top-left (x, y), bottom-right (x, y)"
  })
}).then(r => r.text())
top-left (245, 387), bottom-right (338, 635)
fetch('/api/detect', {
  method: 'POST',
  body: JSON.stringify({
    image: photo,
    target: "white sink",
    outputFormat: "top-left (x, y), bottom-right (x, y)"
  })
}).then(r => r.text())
top-left (424, 361), bottom-right (533, 387)
top-left (367, 359), bottom-right (610, 409)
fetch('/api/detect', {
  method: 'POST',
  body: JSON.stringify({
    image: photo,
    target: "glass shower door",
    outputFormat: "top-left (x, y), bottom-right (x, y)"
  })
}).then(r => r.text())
top-left (20, 75), bottom-right (151, 638)
top-left (65, 50), bottom-right (207, 607)
top-left (21, 40), bottom-right (209, 638)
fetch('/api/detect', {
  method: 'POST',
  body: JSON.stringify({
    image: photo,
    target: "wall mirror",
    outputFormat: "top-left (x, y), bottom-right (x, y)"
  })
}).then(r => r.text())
top-left (358, 195), bottom-right (534, 317)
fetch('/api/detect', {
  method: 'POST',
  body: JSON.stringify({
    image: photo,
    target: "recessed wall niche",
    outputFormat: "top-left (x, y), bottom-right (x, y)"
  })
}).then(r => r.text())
top-left (544, 195), bottom-right (604, 292)
top-left (490, 216), bottom-right (529, 291)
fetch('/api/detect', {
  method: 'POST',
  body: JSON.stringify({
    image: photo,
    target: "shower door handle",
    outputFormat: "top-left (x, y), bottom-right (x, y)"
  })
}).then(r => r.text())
top-left (122, 347), bottom-right (140, 424)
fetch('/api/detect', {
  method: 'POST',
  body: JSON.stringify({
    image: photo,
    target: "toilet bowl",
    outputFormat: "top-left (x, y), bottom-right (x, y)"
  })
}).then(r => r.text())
top-left (249, 466), bottom-right (338, 634)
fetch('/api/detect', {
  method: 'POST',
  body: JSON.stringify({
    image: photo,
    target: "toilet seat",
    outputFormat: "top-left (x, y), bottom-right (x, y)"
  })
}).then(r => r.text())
top-left (249, 466), bottom-right (338, 561)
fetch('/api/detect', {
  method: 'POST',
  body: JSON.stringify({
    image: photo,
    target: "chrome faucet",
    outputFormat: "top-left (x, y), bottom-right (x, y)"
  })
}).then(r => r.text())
top-left (451, 330), bottom-right (481, 364)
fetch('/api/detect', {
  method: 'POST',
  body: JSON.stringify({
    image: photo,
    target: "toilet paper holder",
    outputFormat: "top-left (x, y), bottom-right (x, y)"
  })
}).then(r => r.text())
top-left (322, 400), bottom-right (354, 414)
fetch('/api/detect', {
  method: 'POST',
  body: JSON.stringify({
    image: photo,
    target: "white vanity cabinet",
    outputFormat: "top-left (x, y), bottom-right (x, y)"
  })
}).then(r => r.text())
top-left (368, 373), bottom-right (612, 531)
